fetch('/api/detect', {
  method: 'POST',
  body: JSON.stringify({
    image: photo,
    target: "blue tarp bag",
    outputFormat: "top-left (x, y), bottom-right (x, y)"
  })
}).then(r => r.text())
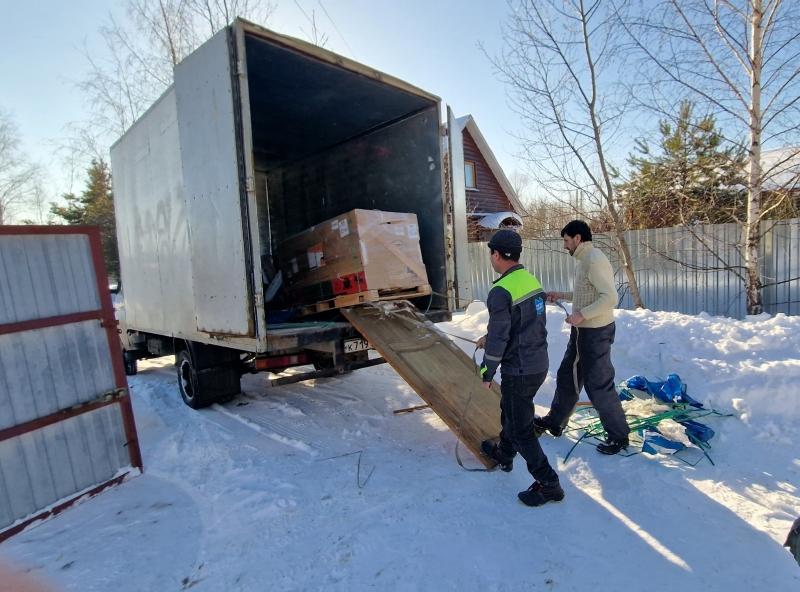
top-left (620, 374), bottom-right (703, 408)
top-left (641, 428), bottom-right (686, 455)
top-left (681, 419), bottom-right (715, 443)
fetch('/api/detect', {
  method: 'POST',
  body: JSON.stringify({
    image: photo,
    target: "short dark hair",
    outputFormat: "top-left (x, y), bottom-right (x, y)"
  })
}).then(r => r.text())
top-left (561, 220), bottom-right (592, 242)
top-left (490, 248), bottom-right (520, 262)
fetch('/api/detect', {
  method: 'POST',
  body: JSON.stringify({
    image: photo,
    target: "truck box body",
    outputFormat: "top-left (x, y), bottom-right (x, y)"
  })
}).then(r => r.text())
top-left (110, 19), bottom-right (470, 358)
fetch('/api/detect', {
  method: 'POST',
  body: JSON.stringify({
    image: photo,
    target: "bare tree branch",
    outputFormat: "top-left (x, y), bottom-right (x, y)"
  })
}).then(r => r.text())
top-left (0, 109), bottom-right (41, 225)
top-left (490, 0), bottom-right (645, 306)
top-left (620, 0), bottom-right (800, 314)
top-left (67, 0), bottom-right (275, 171)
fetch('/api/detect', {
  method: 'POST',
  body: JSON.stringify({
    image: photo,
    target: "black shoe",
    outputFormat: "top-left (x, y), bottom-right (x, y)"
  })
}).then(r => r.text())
top-left (597, 437), bottom-right (629, 455)
top-left (518, 480), bottom-right (565, 507)
top-left (481, 439), bottom-right (514, 472)
top-left (533, 415), bottom-right (563, 438)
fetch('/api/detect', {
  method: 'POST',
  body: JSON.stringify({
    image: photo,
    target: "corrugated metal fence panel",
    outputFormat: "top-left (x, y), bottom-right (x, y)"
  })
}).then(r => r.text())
top-left (763, 220), bottom-right (800, 316)
top-left (0, 234), bottom-right (100, 324)
top-left (0, 322), bottom-right (115, 430)
top-left (469, 219), bottom-right (800, 318)
top-left (0, 228), bottom-right (139, 536)
top-left (0, 406), bottom-right (128, 529)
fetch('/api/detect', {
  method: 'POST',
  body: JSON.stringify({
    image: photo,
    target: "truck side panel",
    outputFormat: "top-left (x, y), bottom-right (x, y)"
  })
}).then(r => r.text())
top-left (111, 87), bottom-right (260, 352)
top-left (111, 90), bottom-right (195, 339)
top-left (174, 27), bottom-right (255, 337)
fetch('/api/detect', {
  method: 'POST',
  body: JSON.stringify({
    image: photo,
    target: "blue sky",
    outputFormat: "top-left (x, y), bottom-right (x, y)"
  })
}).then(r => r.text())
top-left (1, 0), bottom-right (528, 217)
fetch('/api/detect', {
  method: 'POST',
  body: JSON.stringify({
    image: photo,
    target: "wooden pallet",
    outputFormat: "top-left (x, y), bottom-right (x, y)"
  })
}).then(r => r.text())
top-left (296, 284), bottom-right (431, 316)
top-left (342, 301), bottom-right (501, 469)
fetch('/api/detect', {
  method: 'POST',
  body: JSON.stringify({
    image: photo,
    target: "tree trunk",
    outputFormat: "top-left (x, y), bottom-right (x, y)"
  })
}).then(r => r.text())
top-left (745, 0), bottom-right (764, 315)
top-left (578, 0), bottom-right (645, 310)
top-left (607, 201), bottom-right (645, 309)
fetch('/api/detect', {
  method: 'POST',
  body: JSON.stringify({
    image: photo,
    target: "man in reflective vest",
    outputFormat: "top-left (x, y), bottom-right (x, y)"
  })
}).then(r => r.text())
top-left (477, 229), bottom-right (564, 507)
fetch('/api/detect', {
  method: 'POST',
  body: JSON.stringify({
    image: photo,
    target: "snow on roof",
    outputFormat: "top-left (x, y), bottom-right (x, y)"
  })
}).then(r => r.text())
top-left (474, 211), bottom-right (523, 229)
top-left (760, 146), bottom-right (800, 190)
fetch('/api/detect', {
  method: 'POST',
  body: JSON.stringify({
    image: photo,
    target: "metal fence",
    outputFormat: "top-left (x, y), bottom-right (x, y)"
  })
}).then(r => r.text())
top-left (0, 226), bottom-right (142, 541)
top-left (469, 219), bottom-right (800, 318)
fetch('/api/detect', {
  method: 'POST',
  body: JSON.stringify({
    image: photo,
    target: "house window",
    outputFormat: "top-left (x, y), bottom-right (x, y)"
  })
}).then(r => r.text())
top-left (464, 161), bottom-right (477, 190)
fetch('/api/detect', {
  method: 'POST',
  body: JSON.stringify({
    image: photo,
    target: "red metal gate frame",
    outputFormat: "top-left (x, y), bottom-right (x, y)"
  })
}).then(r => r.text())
top-left (0, 226), bottom-right (143, 542)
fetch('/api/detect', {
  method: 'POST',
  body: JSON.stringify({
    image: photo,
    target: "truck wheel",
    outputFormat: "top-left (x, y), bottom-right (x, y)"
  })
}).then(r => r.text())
top-left (177, 350), bottom-right (210, 409)
top-left (123, 351), bottom-right (138, 376)
top-left (176, 346), bottom-right (241, 409)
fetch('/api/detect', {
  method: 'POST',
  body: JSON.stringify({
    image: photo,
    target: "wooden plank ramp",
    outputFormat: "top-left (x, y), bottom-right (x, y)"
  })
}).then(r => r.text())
top-left (341, 301), bottom-right (500, 469)
top-left (297, 284), bottom-right (431, 317)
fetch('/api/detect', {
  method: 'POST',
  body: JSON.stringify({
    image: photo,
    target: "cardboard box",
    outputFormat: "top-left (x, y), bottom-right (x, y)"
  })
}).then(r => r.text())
top-left (280, 209), bottom-right (429, 304)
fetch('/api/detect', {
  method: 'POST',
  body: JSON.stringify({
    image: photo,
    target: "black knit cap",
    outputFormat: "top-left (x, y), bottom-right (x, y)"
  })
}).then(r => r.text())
top-left (488, 229), bottom-right (522, 257)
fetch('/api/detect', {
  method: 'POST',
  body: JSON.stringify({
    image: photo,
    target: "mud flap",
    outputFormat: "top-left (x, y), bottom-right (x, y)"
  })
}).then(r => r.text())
top-left (342, 301), bottom-right (501, 468)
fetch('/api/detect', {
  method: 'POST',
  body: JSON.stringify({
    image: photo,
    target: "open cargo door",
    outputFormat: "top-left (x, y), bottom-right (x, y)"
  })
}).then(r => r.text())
top-left (342, 301), bottom-right (500, 468)
top-left (446, 106), bottom-right (472, 309)
top-left (174, 27), bottom-right (255, 336)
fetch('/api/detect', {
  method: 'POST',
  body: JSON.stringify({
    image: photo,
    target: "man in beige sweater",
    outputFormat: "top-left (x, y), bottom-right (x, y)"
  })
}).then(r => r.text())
top-left (534, 220), bottom-right (630, 454)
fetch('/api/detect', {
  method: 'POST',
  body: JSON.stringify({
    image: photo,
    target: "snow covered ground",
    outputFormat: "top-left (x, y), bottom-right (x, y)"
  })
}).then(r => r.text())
top-left (2, 304), bottom-right (799, 591)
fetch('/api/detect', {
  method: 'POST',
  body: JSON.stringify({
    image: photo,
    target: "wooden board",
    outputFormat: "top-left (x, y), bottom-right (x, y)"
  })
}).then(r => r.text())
top-left (297, 285), bottom-right (431, 317)
top-left (342, 301), bottom-right (501, 468)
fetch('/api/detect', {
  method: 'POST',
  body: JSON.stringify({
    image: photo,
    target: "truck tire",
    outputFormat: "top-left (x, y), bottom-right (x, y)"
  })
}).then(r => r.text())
top-left (177, 350), bottom-right (205, 408)
top-left (176, 345), bottom-right (241, 409)
top-left (123, 351), bottom-right (138, 376)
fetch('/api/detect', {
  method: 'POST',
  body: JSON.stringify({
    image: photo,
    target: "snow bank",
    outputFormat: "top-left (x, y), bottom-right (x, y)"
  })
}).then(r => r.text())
top-left (2, 302), bottom-right (798, 591)
top-left (442, 303), bottom-right (800, 425)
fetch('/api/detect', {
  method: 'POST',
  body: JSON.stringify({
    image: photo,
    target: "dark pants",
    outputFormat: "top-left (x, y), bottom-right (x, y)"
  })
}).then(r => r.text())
top-left (549, 323), bottom-right (630, 442)
top-left (498, 371), bottom-right (558, 483)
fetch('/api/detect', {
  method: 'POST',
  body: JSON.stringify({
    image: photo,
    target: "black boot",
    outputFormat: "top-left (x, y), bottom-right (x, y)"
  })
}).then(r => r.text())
top-left (533, 415), bottom-right (563, 438)
top-left (596, 437), bottom-right (629, 455)
top-left (518, 480), bottom-right (565, 507)
top-left (481, 439), bottom-right (514, 472)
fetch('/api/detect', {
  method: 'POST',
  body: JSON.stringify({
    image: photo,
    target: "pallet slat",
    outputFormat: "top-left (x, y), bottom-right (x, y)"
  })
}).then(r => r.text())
top-left (296, 284), bottom-right (431, 316)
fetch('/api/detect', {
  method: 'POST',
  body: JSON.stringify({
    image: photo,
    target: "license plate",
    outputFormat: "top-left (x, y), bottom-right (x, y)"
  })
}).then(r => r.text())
top-left (344, 338), bottom-right (370, 353)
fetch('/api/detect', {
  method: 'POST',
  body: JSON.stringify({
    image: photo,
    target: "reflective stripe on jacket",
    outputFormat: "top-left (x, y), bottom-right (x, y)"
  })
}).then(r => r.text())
top-left (481, 264), bottom-right (549, 381)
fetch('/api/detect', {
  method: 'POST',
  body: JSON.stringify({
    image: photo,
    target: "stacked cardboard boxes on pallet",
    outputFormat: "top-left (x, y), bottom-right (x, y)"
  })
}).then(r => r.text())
top-left (281, 209), bottom-right (431, 314)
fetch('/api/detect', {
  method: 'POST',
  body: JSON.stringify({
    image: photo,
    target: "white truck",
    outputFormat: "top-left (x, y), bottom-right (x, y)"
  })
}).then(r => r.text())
top-left (111, 19), bottom-right (472, 408)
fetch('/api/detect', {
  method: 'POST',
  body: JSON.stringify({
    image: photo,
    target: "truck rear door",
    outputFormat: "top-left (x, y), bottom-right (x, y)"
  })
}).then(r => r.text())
top-left (174, 26), bottom-right (256, 337)
top-left (446, 106), bottom-right (472, 308)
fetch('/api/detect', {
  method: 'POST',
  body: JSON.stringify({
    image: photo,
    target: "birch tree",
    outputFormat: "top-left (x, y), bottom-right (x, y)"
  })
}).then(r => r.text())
top-left (0, 110), bottom-right (40, 225)
top-left (491, 0), bottom-right (645, 308)
top-left (80, 0), bottom-right (276, 139)
top-left (621, 0), bottom-right (800, 314)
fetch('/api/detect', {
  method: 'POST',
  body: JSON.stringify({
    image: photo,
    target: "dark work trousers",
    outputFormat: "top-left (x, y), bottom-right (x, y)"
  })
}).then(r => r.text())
top-left (549, 323), bottom-right (630, 442)
top-left (498, 371), bottom-right (559, 484)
